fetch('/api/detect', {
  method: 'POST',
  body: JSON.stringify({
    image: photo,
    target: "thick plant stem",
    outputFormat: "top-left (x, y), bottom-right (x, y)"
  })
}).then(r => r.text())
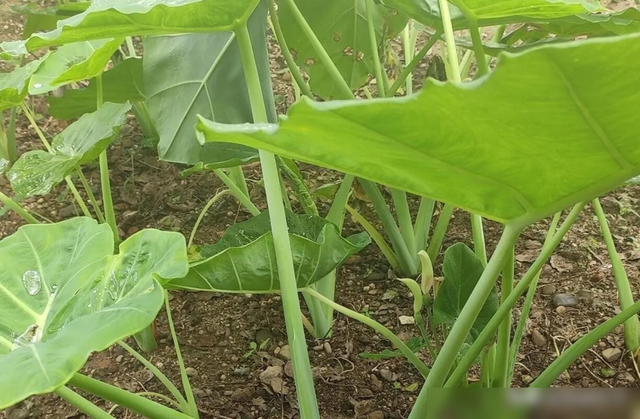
top-left (426, 203), bottom-right (454, 263)
top-left (65, 177), bottom-right (92, 218)
top-left (388, 30), bottom-right (442, 96)
top-left (54, 386), bottom-right (115, 419)
top-left (0, 191), bottom-right (39, 224)
top-left (401, 22), bottom-right (416, 95)
top-left (438, 0), bottom-right (461, 79)
top-left (76, 168), bottom-right (105, 223)
top-left (365, 0), bottom-right (385, 98)
top-left (450, 0), bottom-right (488, 76)
top-left (68, 374), bottom-right (193, 419)
top-left (391, 188), bottom-right (416, 259)
top-left (470, 214), bottom-right (487, 265)
top-left (236, 24), bottom-right (320, 419)
top-left (593, 198), bottom-right (640, 352)
top-left (305, 288), bottom-right (430, 377)
top-left (414, 197), bottom-right (435, 255)
top-left (508, 212), bottom-right (561, 384)
top-left (133, 326), bottom-right (158, 353)
top-left (492, 245), bottom-right (514, 387)
top-left (444, 203), bottom-right (586, 388)
top-left (213, 169), bottom-right (260, 216)
top-left (346, 203), bottom-right (399, 270)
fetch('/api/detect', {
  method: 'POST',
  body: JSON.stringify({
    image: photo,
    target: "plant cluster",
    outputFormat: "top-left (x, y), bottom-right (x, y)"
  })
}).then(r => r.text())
top-left (1, 0), bottom-right (640, 417)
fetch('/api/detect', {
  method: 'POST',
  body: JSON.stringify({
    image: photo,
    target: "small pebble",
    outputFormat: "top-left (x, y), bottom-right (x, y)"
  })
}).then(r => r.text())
top-left (116, 355), bottom-right (124, 363)
top-left (553, 293), bottom-right (579, 308)
top-left (185, 367), bottom-right (197, 377)
top-left (323, 342), bottom-right (332, 354)
top-left (531, 329), bottom-right (547, 347)
top-left (399, 315), bottom-right (415, 325)
top-left (540, 284), bottom-right (556, 295)
top-left (602, 347), bottom-right (622, 363)
top-left (556, 306), bottom-right (567, 315)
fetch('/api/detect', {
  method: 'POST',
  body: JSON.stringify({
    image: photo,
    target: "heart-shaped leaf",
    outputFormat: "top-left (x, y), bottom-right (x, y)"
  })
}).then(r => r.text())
top-left (0, 57), bottom-right (47, 111)
top-left (166, 211), bottom-right (370, 292)
top-left (20, 0), bottom-right (261, 50)
top-left (196, 34), bottom-right (640, 226)
top-left (433, 243), bottom-right (498, 343)
top-left (145, 1), bottom-right (274, 168)
top-left (48, 58), bottom-right (145, 120)
top-left (8, 102), bottom-right (130, 197)
top-left (29, 38), bottom-right (123, 95)
top-left (278, 0), bottom-right (407, 99)
top-left (0, 217), bottom-right (188, 409)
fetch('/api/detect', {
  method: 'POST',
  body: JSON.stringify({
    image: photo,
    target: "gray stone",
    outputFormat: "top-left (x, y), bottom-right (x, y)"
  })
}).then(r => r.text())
top-left (553, 293), bottom-right (579, 307)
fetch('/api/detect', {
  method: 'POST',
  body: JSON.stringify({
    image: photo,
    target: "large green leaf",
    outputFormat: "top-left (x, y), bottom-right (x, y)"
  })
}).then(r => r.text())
top-left (535, 7), bottom-right (640, 37)
top-left (196, 34), bottom-right (640, 226)
top-left (12, 2), bottom-right (90, 38)
top-left (381, 0), bottom-right (602, 29)
top-left (29, 38), bottom-right (123, 95)
top-left (19, 0), bottom-right (261, 50)
top-left (0, 58), bottom-right (47, 111)
top-left (145, 1), bottom-right (275, 168)
top-left (48, 58), bottom-right (145, 120)
top-left (278, 0), bottom-right (406, 99)
top-left (433, 244), bottom-right (497, 343)
top-left (167, 211), bottom-right (370, 292)
top-left (0, 217), bottom-right (188, 409)
top-left (8, 103), bottom-right (130, 197)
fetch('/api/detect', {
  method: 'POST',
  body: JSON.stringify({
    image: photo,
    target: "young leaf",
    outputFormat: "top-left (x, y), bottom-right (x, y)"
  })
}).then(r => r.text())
top-left (196, 34), bottom-right (640, 226)
top-left (12, 2), bottom-right (89, 38)
top-left (20, 0), bottom-right (262, 50)
top-left (166, 211), bottom-right (370, 292)
top-left (433, 243), bottom-right (498, 343)
top-left (0, 57), bottom-right (47, 111)
top-left (277, 0), bottom-right (406, 99)
top-left (0, 217), bottom-right (188, 409)
top-left (145, 1), bottom-right (275, 168)
top-left (48, 58), bottom-right (145, 120)
top-left (29, 38), bottom-right (123, 95)
top-left (381, 0), bottom-right (602, 29)
top-left (8, 102), bottom-right (131, 197)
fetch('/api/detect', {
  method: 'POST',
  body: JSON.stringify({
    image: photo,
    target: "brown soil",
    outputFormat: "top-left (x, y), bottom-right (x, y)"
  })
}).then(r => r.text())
top-left (2, 2), bottom-right (640, 419)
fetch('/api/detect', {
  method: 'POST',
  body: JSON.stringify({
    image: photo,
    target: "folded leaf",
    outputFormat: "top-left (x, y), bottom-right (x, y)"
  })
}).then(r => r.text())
top-left (48, 58), bottom-right (145, 119)
top-left (20, 0), bottom-right (261, 50)
top-left (433, 243), bottom-right (498, 343)
top-left (145, 1), bottom-right (274, 168)
top-left (29, 38), bottom-right (122, 95)
top-left (197, 34), bottom-right (640, 226)
top-left (167, 211), bottom-right (370, 292)
top-left (8, 102), bottom-right (130, 196)
top-left (0, 57), bottom-right (47, 111)
top-left (0, 217), bottom-right (188, 409)
top-left (12, 2), bottom-right (89, 38)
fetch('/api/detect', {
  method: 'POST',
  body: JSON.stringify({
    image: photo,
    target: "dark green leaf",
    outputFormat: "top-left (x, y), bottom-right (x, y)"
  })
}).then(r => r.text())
top-left (166, 211), bottom-right (370, 292)
top-left (48, 58), bottom-right (145, 120)
top-left (433, 243), bottom-right (498, 343)
top-left (0, 217), bottom-right (188, 409)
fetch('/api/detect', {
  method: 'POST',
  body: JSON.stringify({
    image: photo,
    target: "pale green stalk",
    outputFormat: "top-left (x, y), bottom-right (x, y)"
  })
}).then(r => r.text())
top-left (365, 0), bottom-right (385, 98)
top-left (213, 168), bottom-right (260, 216)
top-left (0, 191), bottom-right (39, 224)
top-left (391, 188), bottom-right (416, 259)
top-left (5, 107), bottom-right (17, 164)
top-left (76, 168), bottom-right (105, 223)
top-left (188, 190), bottom-right (232, 248)
top-left (492, 245), bottom-right (514, 387)
top-left (228, 166), bottom-right (250, 199)
top-left (345, 203), bottom-right (400, 271)
top-left (236, 24), bottom-right (320, 419)
top-left (414, 198), bottom-right (435, 255)
top-left (54, 387), bottom-right (115, 419)
top-left (388, 30), bottom-right (443, 96)
top-left (593, 198), bottom-right (640, 352)
top-left (426, 203), bottom-right (454, 262)
top-left (401, 21), bottom-right (416, 95)
top-left (449, 0), bottom-right (488, 77)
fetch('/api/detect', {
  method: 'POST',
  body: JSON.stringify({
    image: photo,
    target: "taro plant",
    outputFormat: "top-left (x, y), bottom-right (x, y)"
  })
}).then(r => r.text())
top-left (1, 0), bottom-right (640, 418)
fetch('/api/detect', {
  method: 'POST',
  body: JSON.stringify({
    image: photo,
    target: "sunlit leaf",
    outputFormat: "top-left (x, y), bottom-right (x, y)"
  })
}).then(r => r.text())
top-left (0, 217), bottom-right (188, 409)
top-left (8, 103), bottom-right (130, 197)
top-left (196, 34), bottom-right (640, 226)
top-left (166, 211), bottom-right (370, 292)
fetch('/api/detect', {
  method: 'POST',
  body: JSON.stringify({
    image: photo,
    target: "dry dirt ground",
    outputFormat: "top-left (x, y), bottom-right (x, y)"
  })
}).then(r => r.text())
top-left (2, 2), bottom-right (640, 419)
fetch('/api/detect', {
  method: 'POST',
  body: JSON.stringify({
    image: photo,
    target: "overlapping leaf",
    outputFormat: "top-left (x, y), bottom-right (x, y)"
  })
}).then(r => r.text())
top-left (145, 1), bottom-right (275, 168)
top-left (0, 57), bottom-right (47, 111)
top-left (12, 2), bottom-right (89, 38)
top-left (8, 102), bottom-right (130, 197)
top-left (48, 58), bottom-right (145, 120)
top-left (166, 211), bottom-right (370, 292)
top-left (18, 0), bottom-right (261, 50)
top-left (0, 217), bottom-right (188, 408)
top-left (196, 34), bottom-right (640, 226)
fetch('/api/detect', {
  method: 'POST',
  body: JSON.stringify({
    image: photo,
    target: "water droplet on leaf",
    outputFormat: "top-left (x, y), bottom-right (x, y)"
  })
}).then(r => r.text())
top-left (22, 270), bottom-right (42, 296)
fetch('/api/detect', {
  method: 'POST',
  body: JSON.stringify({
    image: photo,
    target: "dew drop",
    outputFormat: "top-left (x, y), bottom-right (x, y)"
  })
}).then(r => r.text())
top-left (33, 83), bottom-right (42, 89)
top-left (22, 270), bottom-right (42, 296)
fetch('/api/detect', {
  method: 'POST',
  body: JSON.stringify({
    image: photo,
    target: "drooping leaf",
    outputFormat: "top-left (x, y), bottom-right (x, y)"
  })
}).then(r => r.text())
top-left (433, 243), bottom-right (498, 343)
top-left (166, 211), bottom-right (370, 292)
top-left (196, 34), bottom-right (640, 226)
top-left (534, 7), bottom-right (640, 37)
top-left (8, 102), bottom-right (131, 197)
top-left (19, 0), bottom-right (261, 50)
top-left (48, 58), bottom-right (145, 120)
top-left (12, 2), bottom-right (90, 38)
top-left (145, 1), bottom-right (275, 168)
top-left (277, 0), bottom-right (407, 99)
top-left (381, 0), bottom-right (602, 29)
top-left (0, 57), bottom-right (47, 111)
top-left (29, 38), bottom-right (123, 95)
top-left (0, 217), bottom-right (188, 409)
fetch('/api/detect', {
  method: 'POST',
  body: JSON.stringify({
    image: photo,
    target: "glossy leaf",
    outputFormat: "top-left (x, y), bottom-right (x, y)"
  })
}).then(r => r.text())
top-left (381, 0), bottom-right (601, 29)
top-left (12, 2), bottom-right (89, 38)
top-left (0, 217), bottom-right (188, 409)
top-left (278, 0), bottom-right (406, 99)
top-left (0, 58), bottom-right (47, 111)
top-left (145, 1), bottom-right (275, 168)
top-left (166, 211), bottom-right (370, 292)
top-left (48, 58), bottom-right (145, 120)
top-left (20, 0), bottom-right (261, 50)
top-left (8, 103), bottom-right (130, 197)
top-left (29, 38), bottom-right (123, 95)
top-left (433, 243), bottom-right (498, 343)
top-left (196, 34), bottom-right (640, 226)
